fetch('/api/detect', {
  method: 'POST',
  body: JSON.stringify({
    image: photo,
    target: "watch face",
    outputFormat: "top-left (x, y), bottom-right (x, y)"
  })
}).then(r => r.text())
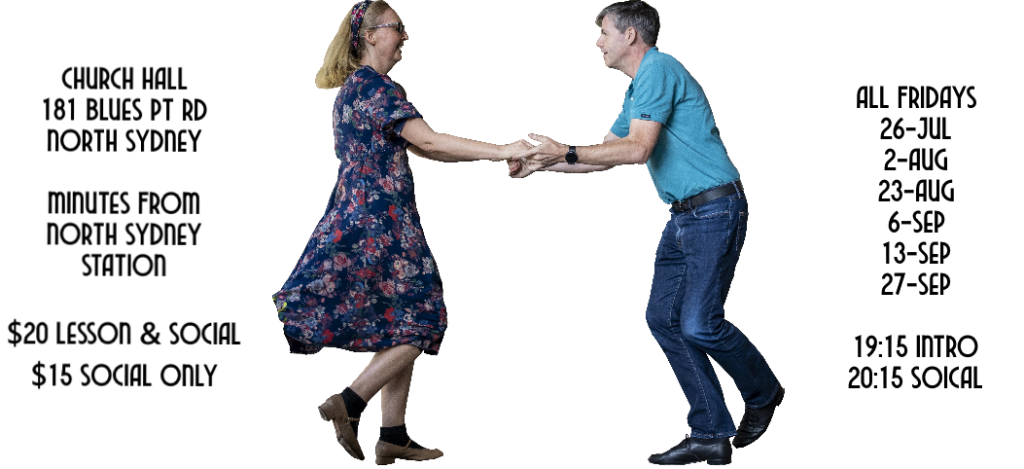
top-left (566, 147), bottom-right (578, 164)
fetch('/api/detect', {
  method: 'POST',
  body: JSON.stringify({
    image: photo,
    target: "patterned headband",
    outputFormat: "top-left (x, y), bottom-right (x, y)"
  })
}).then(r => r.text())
top-left (350, 0), bottom-right (373, 50)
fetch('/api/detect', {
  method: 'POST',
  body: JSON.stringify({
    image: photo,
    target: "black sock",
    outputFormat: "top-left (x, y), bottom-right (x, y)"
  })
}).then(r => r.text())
top-left (340, 388), bottom-right (367, 436)
top-left (380, 424), bottom-right (424, 449)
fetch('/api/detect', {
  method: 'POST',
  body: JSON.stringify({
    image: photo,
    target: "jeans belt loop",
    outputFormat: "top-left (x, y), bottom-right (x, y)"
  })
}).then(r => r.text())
top-left (732, 180), bottom-right (743, 199)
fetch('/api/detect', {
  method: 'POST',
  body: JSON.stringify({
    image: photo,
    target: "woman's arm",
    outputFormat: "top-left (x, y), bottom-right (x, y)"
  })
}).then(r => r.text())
top-left (401, 118), bottom-right (529, 162)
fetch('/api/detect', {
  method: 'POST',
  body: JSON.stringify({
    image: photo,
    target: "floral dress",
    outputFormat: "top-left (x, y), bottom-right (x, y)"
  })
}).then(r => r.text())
top-left (274, 65), bottom-right (446, 355)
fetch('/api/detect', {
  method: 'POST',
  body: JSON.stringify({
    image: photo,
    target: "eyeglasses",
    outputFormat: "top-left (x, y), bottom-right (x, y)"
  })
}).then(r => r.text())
top-left (368, 22), bottom-right (405, 35)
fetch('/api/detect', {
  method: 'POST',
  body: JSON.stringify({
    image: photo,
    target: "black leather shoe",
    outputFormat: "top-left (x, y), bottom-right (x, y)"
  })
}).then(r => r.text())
top-left (648, 435), bottom-right (731, 465)
top-left (733, 386), bottom-right (784, 448)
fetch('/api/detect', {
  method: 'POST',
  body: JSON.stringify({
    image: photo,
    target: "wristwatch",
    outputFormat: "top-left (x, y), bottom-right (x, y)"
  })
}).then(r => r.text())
top-left (565, 145), bottom-right (578, 165)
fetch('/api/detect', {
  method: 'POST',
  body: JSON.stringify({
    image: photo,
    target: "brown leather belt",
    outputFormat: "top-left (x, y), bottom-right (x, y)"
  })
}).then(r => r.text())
top-left (671, 181), bottom-right (744, 213)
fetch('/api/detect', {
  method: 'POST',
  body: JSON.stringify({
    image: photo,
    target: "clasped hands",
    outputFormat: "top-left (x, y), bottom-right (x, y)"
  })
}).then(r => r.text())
top-left (497, 133), bottom-right (569, 178)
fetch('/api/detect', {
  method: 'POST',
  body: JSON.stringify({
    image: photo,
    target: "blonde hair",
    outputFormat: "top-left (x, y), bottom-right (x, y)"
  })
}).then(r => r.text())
top-left (315, 0), bottom-right (392, 89)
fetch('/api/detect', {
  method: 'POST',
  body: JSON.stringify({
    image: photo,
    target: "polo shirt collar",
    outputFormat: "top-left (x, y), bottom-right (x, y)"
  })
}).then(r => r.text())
top-left (633, 46), bottom-right (659, 82)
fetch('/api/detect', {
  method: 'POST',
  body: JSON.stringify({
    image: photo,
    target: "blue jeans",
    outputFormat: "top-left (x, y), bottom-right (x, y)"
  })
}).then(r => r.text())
top-left (645, 188), bottom-right (780, 439)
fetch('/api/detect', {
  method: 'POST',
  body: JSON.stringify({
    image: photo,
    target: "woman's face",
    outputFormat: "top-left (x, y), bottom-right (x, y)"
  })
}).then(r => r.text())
top-left (368, 8), bottom-right (408, 68)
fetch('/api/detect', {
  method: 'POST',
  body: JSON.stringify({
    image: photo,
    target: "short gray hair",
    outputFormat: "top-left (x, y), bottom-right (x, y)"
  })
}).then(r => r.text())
top-left (595, 1), bottom-right (660, 47)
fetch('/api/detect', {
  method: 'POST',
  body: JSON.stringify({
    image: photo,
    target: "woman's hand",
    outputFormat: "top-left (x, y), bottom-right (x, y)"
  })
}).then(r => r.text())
top-left (507, 158), bottom-right (536, 178)
top-left (503, 140), bottom-right (535, 177)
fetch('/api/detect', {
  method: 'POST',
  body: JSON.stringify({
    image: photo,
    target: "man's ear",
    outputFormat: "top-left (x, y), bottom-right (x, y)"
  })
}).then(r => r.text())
top-left (626, 27), bottom-right (637, 45)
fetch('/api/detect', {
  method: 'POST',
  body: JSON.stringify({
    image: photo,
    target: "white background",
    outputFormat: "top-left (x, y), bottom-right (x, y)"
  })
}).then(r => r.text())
top-left (1, 1), bottom-right (1022, 467)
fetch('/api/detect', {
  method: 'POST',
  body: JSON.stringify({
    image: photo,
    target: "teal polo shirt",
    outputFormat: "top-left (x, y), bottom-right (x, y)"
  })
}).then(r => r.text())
top-left (611, 47), bottom-right (740, 203)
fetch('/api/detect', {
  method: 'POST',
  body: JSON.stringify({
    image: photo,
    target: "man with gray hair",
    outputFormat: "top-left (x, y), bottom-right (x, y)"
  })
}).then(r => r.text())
top-left (511, 1), bottom-right (783, 465)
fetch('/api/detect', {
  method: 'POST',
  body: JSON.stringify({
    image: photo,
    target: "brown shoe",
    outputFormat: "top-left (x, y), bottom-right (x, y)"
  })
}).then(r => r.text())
top-left (318, 394), bottom-right (364, 460)
top-left (374, 440), bottom-right (443, 465)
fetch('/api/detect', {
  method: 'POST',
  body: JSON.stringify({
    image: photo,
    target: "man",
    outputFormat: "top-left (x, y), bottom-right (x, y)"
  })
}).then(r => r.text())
top-left (511, 1), bottom-right (783, 465)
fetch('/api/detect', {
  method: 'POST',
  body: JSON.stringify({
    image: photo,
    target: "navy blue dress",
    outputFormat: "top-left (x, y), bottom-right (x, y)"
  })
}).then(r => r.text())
top-left (274, 66), bottom-right (446, 355)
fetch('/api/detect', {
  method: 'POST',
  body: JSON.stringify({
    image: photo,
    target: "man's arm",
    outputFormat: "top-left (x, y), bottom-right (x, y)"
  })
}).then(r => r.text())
top-left (538, 131), bottom-right (621, 173)
top-left (515, 119), bottom-right (662, 172)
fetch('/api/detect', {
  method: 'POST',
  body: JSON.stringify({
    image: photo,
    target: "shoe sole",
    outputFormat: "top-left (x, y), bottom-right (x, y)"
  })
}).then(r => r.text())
top-left (649, 457), bottom-right (732, 466)
top-left (374, 441), bottom-right (443, 465)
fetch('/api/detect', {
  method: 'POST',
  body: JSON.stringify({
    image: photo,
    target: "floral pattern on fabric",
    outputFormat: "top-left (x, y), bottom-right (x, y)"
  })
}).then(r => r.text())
top-left (274, 66), bottom-right (446, 355)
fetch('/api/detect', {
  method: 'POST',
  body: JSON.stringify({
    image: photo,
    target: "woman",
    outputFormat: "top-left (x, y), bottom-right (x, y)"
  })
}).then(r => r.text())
top-left (273, 0), bottom-right (528, 464)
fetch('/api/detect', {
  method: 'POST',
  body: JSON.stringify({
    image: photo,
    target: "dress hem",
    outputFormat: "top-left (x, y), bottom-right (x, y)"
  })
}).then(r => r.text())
top-left (284, 330), bottom-right (442, 356)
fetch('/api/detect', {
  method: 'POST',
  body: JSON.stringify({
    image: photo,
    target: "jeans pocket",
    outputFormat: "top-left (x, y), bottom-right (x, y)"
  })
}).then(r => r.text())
top-left (694, 207), bottom-right (728, 219)
top-left (693, 197), bottom-right (732, 219)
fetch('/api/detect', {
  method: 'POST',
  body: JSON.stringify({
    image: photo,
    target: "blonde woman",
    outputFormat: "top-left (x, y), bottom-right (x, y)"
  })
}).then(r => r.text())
top-left (273, 0), bottom-right (528, 464)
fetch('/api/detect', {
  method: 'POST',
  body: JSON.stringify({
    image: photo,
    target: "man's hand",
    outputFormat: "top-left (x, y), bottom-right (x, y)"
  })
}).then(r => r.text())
top-left (513, 133), bottom-right (569, 170)
top-left (492, 139), bottom-right (534, 162)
